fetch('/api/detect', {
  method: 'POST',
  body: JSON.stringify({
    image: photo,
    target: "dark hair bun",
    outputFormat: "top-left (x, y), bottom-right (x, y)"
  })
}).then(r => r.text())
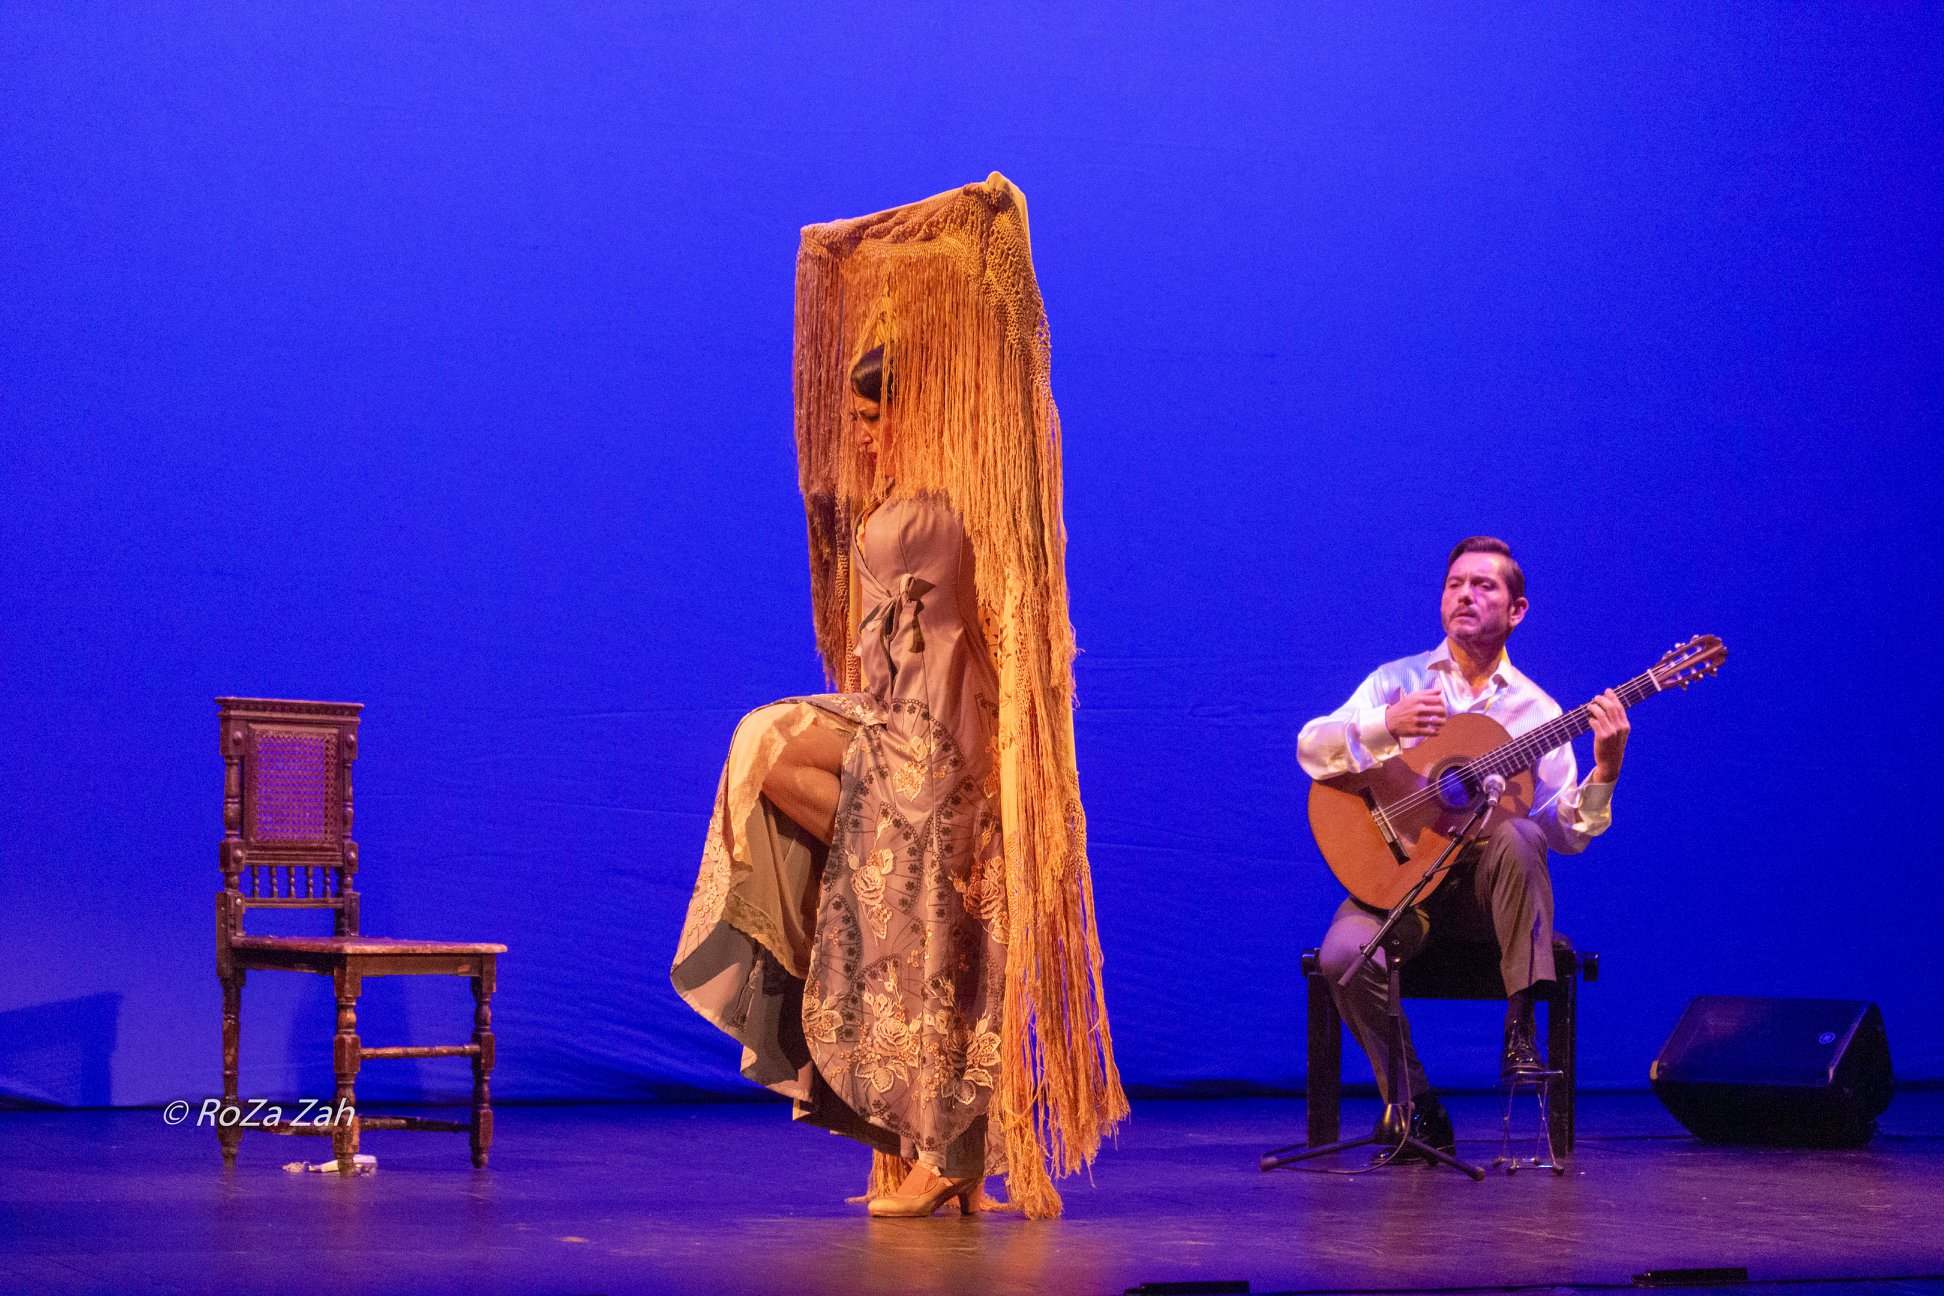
top-left (850, 346), bottom-right (886, 403)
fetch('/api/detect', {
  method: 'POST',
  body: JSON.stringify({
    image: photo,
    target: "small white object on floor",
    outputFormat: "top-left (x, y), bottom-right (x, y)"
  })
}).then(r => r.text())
top-left (281, 1154), bottom-right (377, 1174)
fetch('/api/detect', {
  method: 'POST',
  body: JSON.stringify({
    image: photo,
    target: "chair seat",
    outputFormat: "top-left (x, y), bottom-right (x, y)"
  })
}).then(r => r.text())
top-left (231, 935), bottom-right (508, 956)
top-left (1401, 933), bottom-right (1585, 1000)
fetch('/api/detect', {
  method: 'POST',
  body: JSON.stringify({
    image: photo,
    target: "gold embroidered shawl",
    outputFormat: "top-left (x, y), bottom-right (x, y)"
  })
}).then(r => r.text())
top-left (793, 173), bottom-right (1126, 1217)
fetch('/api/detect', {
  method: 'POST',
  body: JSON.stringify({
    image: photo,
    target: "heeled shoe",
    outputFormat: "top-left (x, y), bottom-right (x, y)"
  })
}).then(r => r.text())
top-left (851, 1183), bottom-right (1012, 1211)
top-left (865, 1172), bottom-right (979, 1218)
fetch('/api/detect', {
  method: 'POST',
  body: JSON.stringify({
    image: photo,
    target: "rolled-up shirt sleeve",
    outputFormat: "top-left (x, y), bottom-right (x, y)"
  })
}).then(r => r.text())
top-left (1530, 742), bottom-right (1614, 855)
top-left (1297, 669), bottom-right (1402, 779)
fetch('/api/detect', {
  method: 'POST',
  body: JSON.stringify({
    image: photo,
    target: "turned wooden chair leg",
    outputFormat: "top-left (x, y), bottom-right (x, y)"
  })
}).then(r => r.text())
top-left (332, 967), bottom-right (362, 1173)
top-left (1305, 958), bottom-right (1342, 1146)
top-left (471, 961), bottom-right (496, 1168)
top-left (220, 972), bottom-right (243, 1167)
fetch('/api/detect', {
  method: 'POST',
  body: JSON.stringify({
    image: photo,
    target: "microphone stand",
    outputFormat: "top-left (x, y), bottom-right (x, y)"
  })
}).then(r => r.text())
top-left (1262, 782), bottom-right (1502, 1178)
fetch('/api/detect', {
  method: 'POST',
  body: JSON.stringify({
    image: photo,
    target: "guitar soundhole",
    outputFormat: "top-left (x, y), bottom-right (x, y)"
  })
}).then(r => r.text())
top-left (1427, 759), bottom-right (1478, 812)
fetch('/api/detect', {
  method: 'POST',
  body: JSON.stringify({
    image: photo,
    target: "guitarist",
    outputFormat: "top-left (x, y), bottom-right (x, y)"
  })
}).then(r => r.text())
top-left (1297, 536), bottom-right (1631, 1157)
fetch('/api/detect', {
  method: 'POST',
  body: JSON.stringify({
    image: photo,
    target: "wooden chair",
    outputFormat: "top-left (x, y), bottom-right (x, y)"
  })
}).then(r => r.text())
top-left (215, 697), bottom-right (506, 1173)
top-left (1301, 935), bottom-right (1598, 1152)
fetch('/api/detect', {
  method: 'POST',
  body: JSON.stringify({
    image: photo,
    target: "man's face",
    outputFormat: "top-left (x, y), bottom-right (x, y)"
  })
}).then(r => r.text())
top-left (1441, 552), bottom-right (1527, 647)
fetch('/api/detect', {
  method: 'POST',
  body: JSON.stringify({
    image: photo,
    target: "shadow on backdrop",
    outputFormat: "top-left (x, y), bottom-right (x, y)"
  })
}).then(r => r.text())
top-left (0, 994), bottom-right (122, 1108)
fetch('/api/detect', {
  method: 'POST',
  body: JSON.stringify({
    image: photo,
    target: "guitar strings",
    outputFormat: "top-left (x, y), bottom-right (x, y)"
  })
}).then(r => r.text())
top-left (1380, 669), bottom-right (1658, 818)
top-left (1372, 644), bottom-right (1718, 822)
top-left (1376, 669), bottom-right (1663, 821)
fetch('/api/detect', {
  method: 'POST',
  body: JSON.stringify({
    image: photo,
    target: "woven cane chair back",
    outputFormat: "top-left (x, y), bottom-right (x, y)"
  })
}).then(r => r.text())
top-left (216, 698), bottom-right (361, 929)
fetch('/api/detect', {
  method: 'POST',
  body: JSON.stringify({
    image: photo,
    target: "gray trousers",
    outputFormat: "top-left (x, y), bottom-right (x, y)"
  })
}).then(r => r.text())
top-left (1317, 816), bottom-right (1555, 1101)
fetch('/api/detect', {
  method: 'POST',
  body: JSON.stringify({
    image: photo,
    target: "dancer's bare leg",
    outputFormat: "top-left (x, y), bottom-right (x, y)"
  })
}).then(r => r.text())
top-left (761, 720), bottom-right (847, 844)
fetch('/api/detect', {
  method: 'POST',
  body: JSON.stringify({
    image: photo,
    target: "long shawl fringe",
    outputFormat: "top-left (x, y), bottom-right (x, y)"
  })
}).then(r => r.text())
top-left (794, 174), bottom-right (1127, 1217)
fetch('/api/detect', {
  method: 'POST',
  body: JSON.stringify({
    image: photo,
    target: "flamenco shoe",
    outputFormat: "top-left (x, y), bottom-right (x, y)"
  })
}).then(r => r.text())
top-left (865, 1167), bottom-right (980, 1218)
top-left (849, 1184), bottom-right (1012, 1210)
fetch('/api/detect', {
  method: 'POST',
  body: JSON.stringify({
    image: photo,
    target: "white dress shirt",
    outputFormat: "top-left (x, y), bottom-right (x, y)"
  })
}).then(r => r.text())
top-left (1296, 640), bottom-right (1614, 855)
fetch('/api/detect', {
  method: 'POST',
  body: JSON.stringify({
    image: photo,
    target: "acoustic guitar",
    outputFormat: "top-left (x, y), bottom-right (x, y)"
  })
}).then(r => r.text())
top-left (1309, 635), bottom-right (1727, 909)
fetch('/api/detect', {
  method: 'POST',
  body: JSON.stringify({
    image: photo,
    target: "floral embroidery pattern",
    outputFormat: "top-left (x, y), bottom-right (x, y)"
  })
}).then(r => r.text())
top-left (953, 855), bottom-right (1007, 927)
top-left (853, 848), bottom-right (898, 939)
top-left (677, 821), bottom-right (736, 960)
top-left (801, 692), bottom-right (1008, 1161)
top-left (852, 962), bottom-right (923, 1093)
top-left (893, 730), bottom-right (934, 800)
top-left (954, 1019), bottom-right (1003, 1105)
top-left (803, 989), bottom-right (846, 1047)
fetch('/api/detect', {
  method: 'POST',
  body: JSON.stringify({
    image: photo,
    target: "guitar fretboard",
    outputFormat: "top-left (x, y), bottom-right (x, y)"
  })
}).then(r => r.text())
top-left (1466, 669), bottom-right (1660, 780)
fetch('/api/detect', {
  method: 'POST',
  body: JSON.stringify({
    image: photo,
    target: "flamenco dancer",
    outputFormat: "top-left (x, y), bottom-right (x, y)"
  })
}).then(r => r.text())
top-left (672, 174), bottom-right (1126, 1218)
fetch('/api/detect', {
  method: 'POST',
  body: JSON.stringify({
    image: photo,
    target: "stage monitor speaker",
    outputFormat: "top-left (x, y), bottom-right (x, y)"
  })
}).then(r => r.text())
top-left (1650, 996), bottom-right (1893, 1148)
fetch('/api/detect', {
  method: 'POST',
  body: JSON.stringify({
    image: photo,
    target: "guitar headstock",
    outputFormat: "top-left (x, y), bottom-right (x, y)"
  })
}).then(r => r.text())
top-left (1652, 634), bottom-right (1728, 691)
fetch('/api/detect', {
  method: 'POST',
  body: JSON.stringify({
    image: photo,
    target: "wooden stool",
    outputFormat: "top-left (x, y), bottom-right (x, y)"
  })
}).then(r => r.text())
top-left (1301, 935), bottom-right (1597, 1153)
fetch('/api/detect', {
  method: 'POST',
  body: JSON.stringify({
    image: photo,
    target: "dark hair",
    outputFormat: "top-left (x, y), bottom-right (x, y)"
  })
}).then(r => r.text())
top-left (850, 346), bottom-right (886, 403)
top-left (1445, 536), bottom-right (1525, 603)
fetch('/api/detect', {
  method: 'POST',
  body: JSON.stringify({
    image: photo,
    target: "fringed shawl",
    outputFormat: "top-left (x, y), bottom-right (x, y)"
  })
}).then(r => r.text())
top-left (793, 173), bottom-right (1126, 1217)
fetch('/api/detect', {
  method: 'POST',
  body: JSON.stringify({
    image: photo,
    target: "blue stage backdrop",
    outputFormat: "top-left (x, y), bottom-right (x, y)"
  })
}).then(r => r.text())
top-left (2, 5), bottom-right (1938, 1108)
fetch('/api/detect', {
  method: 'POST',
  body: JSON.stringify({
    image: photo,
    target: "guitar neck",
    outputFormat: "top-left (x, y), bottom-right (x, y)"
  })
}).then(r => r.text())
top-left (1470, 669), bottom-right (1661, 779)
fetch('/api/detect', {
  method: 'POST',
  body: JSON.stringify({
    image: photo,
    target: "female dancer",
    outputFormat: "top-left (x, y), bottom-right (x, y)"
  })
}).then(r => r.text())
top-left (672, 174), bottom-right (1123, 1219)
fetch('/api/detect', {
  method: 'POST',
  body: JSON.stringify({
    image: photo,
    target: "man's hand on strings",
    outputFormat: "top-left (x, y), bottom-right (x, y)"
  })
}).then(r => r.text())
top-left (1589, 689), bottom-right (1630, 783)
top-left (1385, 685), bottom-right (1447, 741)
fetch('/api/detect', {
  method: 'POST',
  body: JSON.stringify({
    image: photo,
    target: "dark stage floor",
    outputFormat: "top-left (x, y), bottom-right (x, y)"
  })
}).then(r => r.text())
top-left (5, 1093), bottom-right (1943, 1296)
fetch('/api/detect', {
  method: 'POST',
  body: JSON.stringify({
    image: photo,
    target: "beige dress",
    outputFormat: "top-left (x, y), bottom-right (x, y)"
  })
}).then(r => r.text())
top-left (671, 495), bottom-right (1008, 1175)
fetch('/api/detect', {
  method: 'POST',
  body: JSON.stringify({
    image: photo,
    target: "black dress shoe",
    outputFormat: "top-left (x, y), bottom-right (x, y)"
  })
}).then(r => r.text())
top-left (1502, 1020), bottom-right (1546, 1081)
top-left (1373, 1093), bottom-right (1455, 1164)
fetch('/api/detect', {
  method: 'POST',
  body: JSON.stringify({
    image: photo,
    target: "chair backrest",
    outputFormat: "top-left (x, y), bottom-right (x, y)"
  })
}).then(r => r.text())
top-left (217, 697), bottom-right (362, 936)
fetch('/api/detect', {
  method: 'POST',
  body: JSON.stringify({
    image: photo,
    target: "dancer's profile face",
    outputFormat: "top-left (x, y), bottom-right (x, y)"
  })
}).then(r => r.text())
top-left (849, 392), bottom-right (882, 457)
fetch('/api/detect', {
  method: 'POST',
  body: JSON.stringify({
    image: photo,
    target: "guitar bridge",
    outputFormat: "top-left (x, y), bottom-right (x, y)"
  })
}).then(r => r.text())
top-left (1360, 789), bottom-right (1411, 866)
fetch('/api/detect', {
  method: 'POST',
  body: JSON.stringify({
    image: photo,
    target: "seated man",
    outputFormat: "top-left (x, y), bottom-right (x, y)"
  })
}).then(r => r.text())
top-left (1296, 536), bottom-right (1629, 1155)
